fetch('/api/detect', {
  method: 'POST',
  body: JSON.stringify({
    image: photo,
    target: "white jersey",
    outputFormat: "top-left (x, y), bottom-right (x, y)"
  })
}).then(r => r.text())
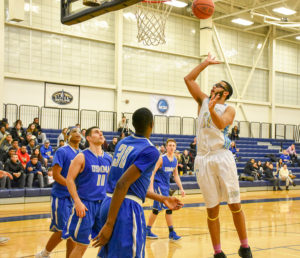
top-left (196, 98), bottom-right (231, 154)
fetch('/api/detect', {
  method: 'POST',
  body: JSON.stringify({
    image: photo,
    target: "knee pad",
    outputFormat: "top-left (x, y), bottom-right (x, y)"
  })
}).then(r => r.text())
top-left (166, 209), bottom-right (172, 215)
top-left (152, 209), bottom-right (159, 215)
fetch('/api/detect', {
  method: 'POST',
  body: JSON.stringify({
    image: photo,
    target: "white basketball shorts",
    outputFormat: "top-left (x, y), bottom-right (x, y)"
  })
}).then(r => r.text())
top-left (194, 149), bottom-right (240, 208)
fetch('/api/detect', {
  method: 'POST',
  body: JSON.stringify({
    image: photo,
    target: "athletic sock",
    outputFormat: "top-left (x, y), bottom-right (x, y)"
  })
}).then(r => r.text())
top-left (146, 225), bottom-right (151, 231)
top-left (168, 226), bottom-right (174, 233)
top-left (42, 249), bottom-right (51, 256)
top-left (213, 244), bottom-right (222, 254)
top-left (240, 239), bottom-right (249, 248)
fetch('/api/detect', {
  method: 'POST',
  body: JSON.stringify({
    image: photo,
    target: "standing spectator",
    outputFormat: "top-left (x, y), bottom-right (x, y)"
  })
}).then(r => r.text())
top-left (26, 155), bottom-right (44, 188)
top-left (0, 161), bottom-right (13, 189)
top-left (264, 163), bottom-right (281, 191)
top-left (5, 154), bottom-right (26, 188)
top-left (189, 137), bottom-right (197, 159)
top-left (27, 139), bottom-right (36, 155)
top-left (279, 163), bottom-right (296, 190)
top-left (27, 123), bottom-right (39, 139)
top-left (280, 150), bottom-right (291, 164)
top-left (117, 115), bottom-right (128, 134)
top-left (180, 149), bottom-right (193, 174)
top-left (107, 137), bottom-right (118, 153)
top-left (286, 144), bottom-right (300, 167)
top-left (40, 140), bottom-right (53, 167)
top-left (17, 145), bottom-right (30, 169)
top-left (0, 134), bottom-right (13, 152)
top-left (229, 141), bottom-right (240, 161)
top-left (10, 120), bottom-right (26, 143)
top-left (57, 128), bottom-right (68, 147)
top-left (230, 125), bottom-right (240, 141)
top-left (32, 118), bottom-right (47, 144)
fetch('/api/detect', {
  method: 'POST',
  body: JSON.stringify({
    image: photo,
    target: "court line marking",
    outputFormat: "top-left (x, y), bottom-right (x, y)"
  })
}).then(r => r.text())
top-left (1, 196), bottom-right (300, 223)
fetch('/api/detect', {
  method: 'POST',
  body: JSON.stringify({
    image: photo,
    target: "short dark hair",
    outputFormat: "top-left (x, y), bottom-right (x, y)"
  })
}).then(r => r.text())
top-left (13, 139), bottom-right (19, 143)
top-left (31, 155), bottom-right (38, 160)
top-left (132, 108), bottom-right (153, 134)
top-left (222, 80), bottom-right (233, 100)
top-left (59, 139), bottom-right (65, 143)
top-left (86, 126), bottom-right (99, 138)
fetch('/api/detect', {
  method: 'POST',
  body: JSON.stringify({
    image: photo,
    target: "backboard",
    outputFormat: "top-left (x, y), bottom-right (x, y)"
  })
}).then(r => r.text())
top-left (61, 0), bottom-right (142, 25)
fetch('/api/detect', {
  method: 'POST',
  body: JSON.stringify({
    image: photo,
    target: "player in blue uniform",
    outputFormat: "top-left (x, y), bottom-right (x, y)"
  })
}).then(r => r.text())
top-left (36, 127), bottom-right (81, 258)
top-left (92, 108), bottom-right (183, 258)
top-left (146, 138), bottom-right (185, 241)
top-left (62, 127), bottom-right (112, 258)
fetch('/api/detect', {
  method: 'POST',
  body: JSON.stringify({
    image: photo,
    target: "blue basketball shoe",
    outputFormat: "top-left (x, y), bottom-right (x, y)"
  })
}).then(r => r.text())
top-left (169, 231), bottom-right (182, 241)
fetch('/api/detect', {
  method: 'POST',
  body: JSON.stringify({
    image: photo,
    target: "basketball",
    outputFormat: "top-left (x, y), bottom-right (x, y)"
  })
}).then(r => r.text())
top-left (192, 0), bottom-right (215, 19)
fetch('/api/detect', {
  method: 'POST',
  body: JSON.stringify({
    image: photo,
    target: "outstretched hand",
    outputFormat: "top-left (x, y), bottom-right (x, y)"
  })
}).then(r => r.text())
top-left (163, 196), bottom-right (184, 210)
top-left (205, 52), bottom-right (221, 65)
top-left (208, 93), bottom-right (220, 112)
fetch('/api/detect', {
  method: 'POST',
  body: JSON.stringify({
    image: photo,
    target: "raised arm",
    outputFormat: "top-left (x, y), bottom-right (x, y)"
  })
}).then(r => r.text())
top-left (184, 53), bottom-right (220, 106)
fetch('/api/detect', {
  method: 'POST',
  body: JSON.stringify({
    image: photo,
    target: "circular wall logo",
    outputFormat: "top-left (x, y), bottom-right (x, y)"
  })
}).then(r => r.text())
top-left (157, 99), bottom-right (169, 114)
top-left (52, 90), bottom-right (73, 105)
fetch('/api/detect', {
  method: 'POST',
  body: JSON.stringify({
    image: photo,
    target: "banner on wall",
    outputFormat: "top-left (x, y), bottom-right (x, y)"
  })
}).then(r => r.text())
top-left (44, 83), bottom-right (80, 109)
top-left (150, 95), bottom-right (175, 116)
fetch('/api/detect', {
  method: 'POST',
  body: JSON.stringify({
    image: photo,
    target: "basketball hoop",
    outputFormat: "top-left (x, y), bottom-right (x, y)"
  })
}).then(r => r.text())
top-left (135, 1), bottom-right (173, 46)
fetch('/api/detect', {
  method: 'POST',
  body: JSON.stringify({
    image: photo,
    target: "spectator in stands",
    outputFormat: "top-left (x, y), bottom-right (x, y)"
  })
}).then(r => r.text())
top-left (175, 150), bottom-right (183, 175)
top-left (243, 159), bottom-right (259, 181)
top-left (286, 144), bottom-right (300, 167)
top-left (17, 145), bottom-right (30, 169)
top-left (189, 137), bottom-right (196, 159)
top-left (160, 144), bottom-right (166, 155)
top-left (26, 155), bottom-right (44, 188)
top-left (0, 134), bottom-right (13, 152)
top-left (75, 123), bottom-right (81, 129)
top-left (230, 125), bottom-right (240, 141)
top-left (263, 161), bottom-right (270, 172)
top-left (55, 140), bottom-right (66, 152)
top-left (0, 161), bottom-right (12, 189)
top-left (180, 149), bottom-right (193, 175)
top-left (118, 132), bottom-right (126, 143)
top-left (280, 150), bottom-right (291, 164)
top-left (12, 139), bottom-right (19, 152)
top-left (1, 148), bottom-right (16, 164)
top-left (276, 158), bottom-right (284, 172)
top-left (229, 141), bottom-right (240, 161)
top-left (0, 125), bottom-right (7, 140)
top-left (5, 154), bottom-right (26, 188)
top-left (27, 139), bottom-right (36, 155)
top-left (46, 167), bottom-right (54, 187)
top-left (32, 147), bottom-right (46, 169)
top-left (32, 117), bottom-right (47, 143)
top-left (80, 128), bottom-right (86, 147)
top-left (57, 128), bottom-right (68, 147)
top-left (10, 120), bottom-right (26, 143)
top-left (27, 123), bottom-right (39, 139)
top-left (118, 115), bottom-right (127, 132)
top-left (279, 163), bottom-right (296, 190)
top-left (107, 137), bottom-right (118, 153)
top-left (257, 160), bottom-right (264, 179)
top-left (40, 140), bottom-right (53, 167)
top-left (22, 132), bottom-right (36, 146)
top-left (264, 163), bottom-right (281, 191)
top-left (4, 122), bottom-right (10, 134)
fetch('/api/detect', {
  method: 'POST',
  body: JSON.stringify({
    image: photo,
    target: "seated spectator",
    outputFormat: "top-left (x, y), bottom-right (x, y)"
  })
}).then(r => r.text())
top-left (0, 134), bottom-right (13, 152)
top-left (263, 161), bottom-right (270, 171)
top-left (107, 137), bottom-right (118, 153)
top-left (175, 150), bottom-right (183, 175)
top-left (25, 155), bottom-right (44, 188)
top-left (17, 145), bottom-right (30, 169)
top-left (47, 167), bottom-right (54, 187)
top-left (117, 132), bottom-right (126, 143)
top-left (0, 125), bottom-right (7, 140)
top-left (230, 125), bottom-right (240, 141)
top-left (12, 139), bottom-right (19, 152)
top-left (27, 139), bottom-right (36, 155)
top-left (32, 147), bottom-right (46, 169)
top-left (229, 141), bottom-right (240, 161)
top-left (286, 144), bottom-right (300, 167)
top-left (279, 163), bottom-right (296, 190)
top-left (4, 154), bottom-right (26, 188)
top-left (263, 163), bottom-right (281, 191)
top-left (26, 123), bottom-right (39, 139)
top-left (256, 160), bottom-right (264, 179)
top-left (40, 140), bottom-right (53, 167)
top-left (22, 132), bottom-right (36, 146)
top-left (276, 158), bottom-right (284, 172)
top-left (4, 122), bottom-right (10, 134)
top-left (1, 147), bottom-right (16, 164)
top-left (0, 161), bottom-right (13, 189)
top-left (80, 129), bottom-right (86, 147)
top-left (57, 128), bottom-right (68, 147)
top-left (159, 144), bottom-right (166, 155)
top-left (10, 120), bottom-right (26, 144)
top-left (243, 158), bottom-right (259, 181)
top-left (102, 136), bottom-right (109, 152)
top-left (189, 137), bottom-right (196, 159)
top-left (32, 118), bottom-right (47, 143)
top-left (280, 150), bottom-right (291, 164)
top-left (180, 149), bottom-right (193, 175)
top-left (55, 140), bottom-right (66, 152)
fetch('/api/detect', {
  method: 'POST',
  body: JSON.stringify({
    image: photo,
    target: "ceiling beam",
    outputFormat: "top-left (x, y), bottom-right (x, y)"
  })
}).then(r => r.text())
top-left (276, 31), bottom-right (300, 39)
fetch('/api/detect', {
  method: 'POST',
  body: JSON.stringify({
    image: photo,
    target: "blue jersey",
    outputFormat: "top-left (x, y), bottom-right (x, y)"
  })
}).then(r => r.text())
top-left (51, 145), bottom-right (80, 198)
top-left (76, 149), bottom-right (112, 201)
top-left (154, 154), bottom-right (177, 189)
top-left (106, 134), bottom-right (160, 202)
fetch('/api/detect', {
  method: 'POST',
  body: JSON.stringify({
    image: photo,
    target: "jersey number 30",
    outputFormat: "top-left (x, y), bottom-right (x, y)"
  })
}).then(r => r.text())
top-left (112, 144), bottom-right (134, 168)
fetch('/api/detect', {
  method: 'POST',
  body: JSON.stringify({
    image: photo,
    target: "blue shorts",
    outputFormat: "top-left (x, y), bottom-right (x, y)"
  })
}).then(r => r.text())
top-left (50, 196), bottom-right (73, 232)
top-left (98, 195), bottom-right (146, 258)
top-left (153, 182), bottom-right (169, 212)
top-left (62, 199), bottom-right (103, 245)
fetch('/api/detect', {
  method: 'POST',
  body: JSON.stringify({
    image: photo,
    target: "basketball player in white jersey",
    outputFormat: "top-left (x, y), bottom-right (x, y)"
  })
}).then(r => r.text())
top-left (184, 53), bottom-right (252, 258)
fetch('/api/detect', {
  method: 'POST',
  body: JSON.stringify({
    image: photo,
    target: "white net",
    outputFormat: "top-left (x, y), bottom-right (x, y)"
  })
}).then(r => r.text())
top-left (135, 1), bottom-right (173, 46)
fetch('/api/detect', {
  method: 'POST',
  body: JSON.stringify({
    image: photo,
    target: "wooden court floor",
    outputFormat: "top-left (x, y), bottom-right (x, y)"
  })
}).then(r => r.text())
top-left (0, 190), bottom-right (300, 258)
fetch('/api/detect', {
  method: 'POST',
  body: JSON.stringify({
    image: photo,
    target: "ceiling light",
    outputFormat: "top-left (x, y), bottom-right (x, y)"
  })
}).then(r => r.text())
top-left (257, 43), bottom-right (262, 49)
top-left (296, 36), bottom-right (300, 40)
top-left (273, 7), bottom-right (296, 16)
top-left (164, 0), bottom-right (188, 8)
top-left (232, 18), bottom-right (253, 26)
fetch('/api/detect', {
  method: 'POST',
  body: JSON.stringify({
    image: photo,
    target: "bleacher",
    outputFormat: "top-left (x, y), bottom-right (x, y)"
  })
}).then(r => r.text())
top-left (1, 129), bottom-right (300, 202)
